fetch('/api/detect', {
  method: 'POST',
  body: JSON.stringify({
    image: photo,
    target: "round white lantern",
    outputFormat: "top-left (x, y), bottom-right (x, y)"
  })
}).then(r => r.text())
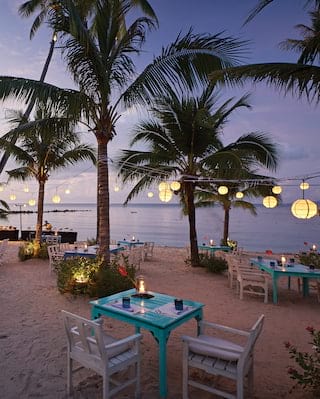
top-left (291, 199), bottom-right (318, 219)
top-left (235, 191), bottom-right (244, 199)
top-left (52, 194), bottom-right (61, 204)
top-left (147, 191), bottom-right (154, 198)
top-left (159, 189), bottom-right (172, 202)
top-left (158, 181), bottom-right (170, 191)
top-left (272, 185), bottom-right (282, 194)
top-left (300, 182), bottom-right (309, 190)
top-left (114, 185), bottom-right (120, 192)
top-left (23, 186), bottom-right (29, 193)
top-left (0, 184), bottom-right (4, 192)
top-left (9, 193), bottom-right (16, 201)
top-left (65, 188), bottom-right (71, 194)
top-left (28, 198), bottom-right (36, 206)
top-left (170, 181), bottom-right (181, 191)
top-left (263, 196), bottom-right (277, 208)
top-left (218, 186), bottom-right (228, 195)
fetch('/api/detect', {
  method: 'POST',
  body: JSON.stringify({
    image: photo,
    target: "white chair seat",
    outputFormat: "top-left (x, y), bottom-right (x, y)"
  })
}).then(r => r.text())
top-left (189, 335), bottom-right (243, 361)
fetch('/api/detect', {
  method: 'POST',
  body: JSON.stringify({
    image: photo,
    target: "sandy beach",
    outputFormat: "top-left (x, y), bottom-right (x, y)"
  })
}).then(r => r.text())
top-left (0, 242), bottom-right (318, 399)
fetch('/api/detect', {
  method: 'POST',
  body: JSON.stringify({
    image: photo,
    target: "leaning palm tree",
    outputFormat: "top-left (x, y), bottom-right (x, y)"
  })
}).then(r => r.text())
top-left (1, 106), bottom-right (96, 255)
top-left (0, 0), bottom-right (247, 264)
top-left (116, 85), bottom-right (278, 266)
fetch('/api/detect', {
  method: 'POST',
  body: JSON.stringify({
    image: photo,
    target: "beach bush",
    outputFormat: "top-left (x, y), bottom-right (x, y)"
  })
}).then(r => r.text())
top-left (55, 255), bottom-right (136, 297)
top-left (298, 252), bottom-right (320, 269)
top-left (199, 253), bottom-right (228, 274)
top-left (284, 326), bottom-right (320, 396)
top-left (18, 241), bottom-right (49, 261)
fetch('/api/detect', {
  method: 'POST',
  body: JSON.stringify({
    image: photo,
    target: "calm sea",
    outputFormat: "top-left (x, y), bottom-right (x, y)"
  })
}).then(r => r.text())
top-left (3, 203), bottom-right (319, 253)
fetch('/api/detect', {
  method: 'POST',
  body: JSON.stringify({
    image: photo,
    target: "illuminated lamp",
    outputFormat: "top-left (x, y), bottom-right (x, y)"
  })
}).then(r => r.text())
top-left (291, 199), bottom-right (317, 219)
top-left (300, 182), bottom-right (309, 190)
top-left (28, 198), bottom-right (36, 206)
top-left (272, 185), bottom-right (282, 194)
top-left (9, 193), bottom-right (16, 201)
top-left (0, 184), bottom-right (4, 192)
top-left (218, 186), bottom-right (228, 195)
top-left (23, 186), bottom-right (29, 193)
top-left (114, 185), bottom-right (120, 192)
top-left (52, 194), bottom-right (61, 204)
top-left (158, 181), bottom-right (170, 191)
top-left (235, 191), bottom-right (244, 199)
top-left (159, 189), bottom-right (172, 202)
top-left (147, 191), bottom-right (154, 198)
top-left (263, 196), bottom-right (277, 208)
top-left (65, 188), bottom-right (71, 194)
top-left (170, 181), bottom-right (181, 191)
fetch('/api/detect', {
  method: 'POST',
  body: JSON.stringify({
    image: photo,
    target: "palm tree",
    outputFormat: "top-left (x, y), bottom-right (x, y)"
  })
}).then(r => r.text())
top-left (1, 106), bottom-right (96, 255)
top-left (116, 85), bottom-right (278, 266)
top-left (0, 0), bottom-right (247, 264)
top-left (211, 1), bottom-right (320, 104)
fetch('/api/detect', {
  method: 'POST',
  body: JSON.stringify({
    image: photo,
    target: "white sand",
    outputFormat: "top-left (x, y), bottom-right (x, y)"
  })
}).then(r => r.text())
top-left (0, 242), bottom-right (318, 398)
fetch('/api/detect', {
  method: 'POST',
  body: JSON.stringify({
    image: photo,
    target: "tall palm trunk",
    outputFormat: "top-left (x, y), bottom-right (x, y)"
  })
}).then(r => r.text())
top-left (96, 137), bottom-right (110, 264)
top-left (185, 182), bottom-right (200, 266)
top-left (223, 206), bottom-right (230, 246)
top-left (34, 180), bottom-right (46, 256)
top-left (0, 34), bottom-right (56, 174)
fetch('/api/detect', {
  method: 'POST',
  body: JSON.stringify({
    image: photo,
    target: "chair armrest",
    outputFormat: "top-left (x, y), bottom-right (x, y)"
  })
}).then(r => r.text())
top-left (199, 320), bottom-right (249, 337)
top-left (182, 335), bottom-right (243, 359)
top-left (105, 333), bottom-right (142, 350)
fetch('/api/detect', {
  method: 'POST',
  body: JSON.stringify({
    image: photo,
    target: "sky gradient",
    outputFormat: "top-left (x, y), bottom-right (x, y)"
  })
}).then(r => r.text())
top-left (0, 0), bottom-right (319, 205)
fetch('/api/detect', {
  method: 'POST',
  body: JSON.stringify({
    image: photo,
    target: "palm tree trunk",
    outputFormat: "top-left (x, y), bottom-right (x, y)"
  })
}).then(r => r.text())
top-left (0, 35), bottom-right (56, 174)
top-left (96, 138), bottom-right (110, 264)
top-left (34, 180), bottom-right (46, 256)
top-left (185, 182), bottom-right (200, 267)
top-left (223, 207), bottom-right (230, 246)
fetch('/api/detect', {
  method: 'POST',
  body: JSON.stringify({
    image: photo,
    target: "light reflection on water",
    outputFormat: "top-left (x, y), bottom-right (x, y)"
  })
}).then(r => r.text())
top-left (3, 203), bottom-right (319, 252)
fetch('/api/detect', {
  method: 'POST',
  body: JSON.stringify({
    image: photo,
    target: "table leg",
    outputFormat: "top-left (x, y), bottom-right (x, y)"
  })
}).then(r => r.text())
top-left (302, 278), bottom-right (309, 297)
top-left (272, 274), bottom-right (279, 304)
top-left (157, 330), bottom-right (170, 398)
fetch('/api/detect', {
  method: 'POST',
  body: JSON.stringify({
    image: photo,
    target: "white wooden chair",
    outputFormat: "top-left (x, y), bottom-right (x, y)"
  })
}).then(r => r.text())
top-left (61, 310), bottom-right (141, 399)
top-left (142, 241), bottom-right (154, 261)
top-left (45, 235), bottom-right (60, 245)
top-left (182, 314), bottom-right (264, 399)
top-left (235, 261), bottom-right (269, 303)
top-left (128, 247), bottom-right (143, 270)
top-left (47, 244), bottom-right (64, 273)
top-left (0, 238), bottom-right (9, 266)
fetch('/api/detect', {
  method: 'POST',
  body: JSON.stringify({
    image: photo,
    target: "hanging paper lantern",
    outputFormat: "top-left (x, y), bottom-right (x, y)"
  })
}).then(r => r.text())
top-left (218, 186), bottom-right (228, 195)
top-left (291, 199), bottom-right (318, 219)
top-left (272, 185), bottom-right (282, 194)
top-left (147, 191), bottom-right (154, 198)
top-left (28, 198), bottom-right (36, 206)
top-left (235, 191), bottom-right (244, 199)
top-left (114, 185), bottom-right (120, 192)
top-left (65, 188), bottom-right (71, 194)
top-left (52, 194), bottom-right (61, 204)
top-left (158, 182), bottom-right (170, 191)
top-left (0, 184), bottom-right (4, 192)
top-left (170, 181), bottom-right (181, 191)
top-left (300, 182), bottom-right (309, 190)
top-left (23, 186), bottom-right (29, 193)
top-left (263, 196), bottom-right (277, 208)
top-left (159, 189), bottom-right (172, 202)
top-left (9, 193), bottom-right (16, 201)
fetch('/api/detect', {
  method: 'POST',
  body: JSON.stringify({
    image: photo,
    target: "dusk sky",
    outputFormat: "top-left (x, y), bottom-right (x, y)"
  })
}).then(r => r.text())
top-left (0, 0), bottom-right (319, 205)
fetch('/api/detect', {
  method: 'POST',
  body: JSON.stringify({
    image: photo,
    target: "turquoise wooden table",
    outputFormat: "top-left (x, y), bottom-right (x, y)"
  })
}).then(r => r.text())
top-left (90, 289), bottom-right (204, 398)
top-left (198, 244), bottom-right (231, 255)
top-left (251, 258), bottom-right (320, 304)
top-left (117, 239), bottom-right (145, 249)
top-left (64, 244), bottom-right (124, 259)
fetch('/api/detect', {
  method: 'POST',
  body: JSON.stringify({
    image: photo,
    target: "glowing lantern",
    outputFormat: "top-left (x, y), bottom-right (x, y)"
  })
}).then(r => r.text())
top-left (147, 191), bottom-right (154, 198)
top-left (263, 196), bottom-right (277, 208)
top-left (28, 199), bottom-right (36, 206)
top-left (158, 181), bottom-right (170, 191)
top-left (300, 182), bottom-right (309, 190)
top-left (9, 193), bottom-right (16, 201)
top-left (52, 194), bottom-right (61, 204)
top-left (291, 199), bottom-right (317, 219)
top-left (65, 188), bottom-right (71, 194)
top-left (0, 184), bottom-right (4, 192)
top-left (136, 275), bottom-right (146, 293)
top-left (114, 185), bottom-right (120, 192)
top-left (170, 181), bottom-right (181, 191)
top-left (235, 191), bottom-right (244, 199)
top-left (218, 186), bottom-right (228, 195)
top-left (23, 186), bottom-right (29, 193)
top-left (159, 189), bottom-right (172, 202)
top-left (272, 185), bottom-right (282, 194)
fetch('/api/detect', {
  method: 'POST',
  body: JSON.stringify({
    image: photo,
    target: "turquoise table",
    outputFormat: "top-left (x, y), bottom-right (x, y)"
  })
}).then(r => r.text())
top-left (64, 244), bottom-right (124, 259)
top-left (90, 289), bottom-right (204, 398)
top-left (251, 258), bottom-right (320, 304)
top-left (198, 244), bottom-right (232, 255)
top-left (117, 239), bottom-right (145, 249)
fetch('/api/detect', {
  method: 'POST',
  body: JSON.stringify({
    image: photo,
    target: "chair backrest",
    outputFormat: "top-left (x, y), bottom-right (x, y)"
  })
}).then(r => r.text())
top-left (46, 235), bottom-right (60, 244)
top-left (62, 310), bottom-right (106, 366)
top-left (143, 241), bottom-right (154, 259)
top-left (239, 314), bottom-right (264, 366)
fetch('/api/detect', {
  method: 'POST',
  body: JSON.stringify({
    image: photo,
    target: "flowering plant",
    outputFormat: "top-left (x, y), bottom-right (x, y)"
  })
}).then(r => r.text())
top-left (284, 326), bottom-right (320, 395)
top-left (118, 265), bottom-right (136, 288)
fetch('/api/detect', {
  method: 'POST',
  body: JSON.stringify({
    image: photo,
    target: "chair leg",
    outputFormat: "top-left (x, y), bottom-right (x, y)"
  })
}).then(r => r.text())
top-left (67, 355), bottom-right (73, 395)
top-left (236, 374), bottom-right (244, 399)
top-left (247, 363), bottom-right (254, 398)
top-left (182, 348), bottom-right (189, 399)
top-left (264, 285), bottom-right (268, 303)
top-left (103, 371), bottom-right (109, 399)
top-left (135, 359), bottom-right (141, 398)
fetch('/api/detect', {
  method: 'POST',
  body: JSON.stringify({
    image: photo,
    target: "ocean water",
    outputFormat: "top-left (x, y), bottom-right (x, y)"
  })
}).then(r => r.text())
top-left (3, 203), bottom-right (319, 253)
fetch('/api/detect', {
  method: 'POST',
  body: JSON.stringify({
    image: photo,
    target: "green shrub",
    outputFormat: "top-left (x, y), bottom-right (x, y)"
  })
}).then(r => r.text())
top-left (298, 252), bottom-right (320, 269)
top-left (18, 241), bottom-right (49, 261)
top-left (199, 253), bottom-right (228, 274)
top-left (55, 255), bottom-right (137, 297)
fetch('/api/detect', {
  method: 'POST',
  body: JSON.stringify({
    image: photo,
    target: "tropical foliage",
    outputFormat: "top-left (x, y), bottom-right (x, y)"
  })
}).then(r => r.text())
top-left (116, 85), bottom-right (278, 266)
